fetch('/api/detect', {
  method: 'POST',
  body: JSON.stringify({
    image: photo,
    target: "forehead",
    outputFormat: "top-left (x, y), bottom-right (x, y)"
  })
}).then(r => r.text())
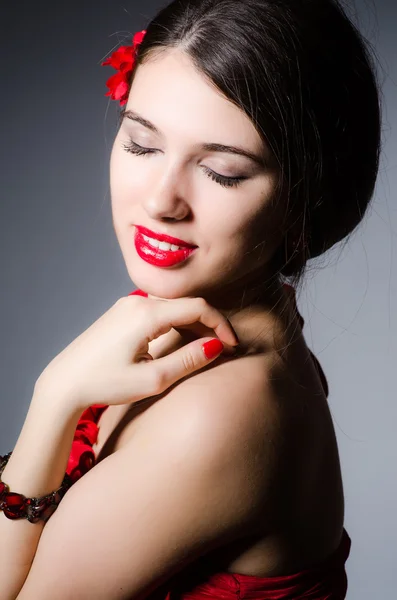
top-left (127, 48), bottom-right (263, 151)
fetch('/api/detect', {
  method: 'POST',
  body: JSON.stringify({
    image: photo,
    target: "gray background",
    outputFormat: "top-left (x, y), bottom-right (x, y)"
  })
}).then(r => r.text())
top-left (0, 1), bottom-right (395, 597)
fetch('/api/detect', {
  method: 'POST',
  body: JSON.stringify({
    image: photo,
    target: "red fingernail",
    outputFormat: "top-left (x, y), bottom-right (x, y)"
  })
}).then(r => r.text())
top-left (202, 339), bottom-right (224, 359)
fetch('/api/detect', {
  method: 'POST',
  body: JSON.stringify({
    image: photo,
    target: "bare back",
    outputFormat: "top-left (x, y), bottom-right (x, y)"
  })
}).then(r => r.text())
top-left (92, 287), bottom-right (345, 577)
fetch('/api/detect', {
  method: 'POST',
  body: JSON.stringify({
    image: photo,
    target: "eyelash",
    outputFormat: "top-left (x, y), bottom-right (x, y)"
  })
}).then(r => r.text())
top-left (121, 140), bottom-right (246, 189)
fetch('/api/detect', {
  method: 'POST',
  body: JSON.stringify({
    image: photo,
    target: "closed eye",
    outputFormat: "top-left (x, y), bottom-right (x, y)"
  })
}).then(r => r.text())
top-left (122, 140), bottom-right (157, 157)
top-left (122, 139), bottom-right (248, 189)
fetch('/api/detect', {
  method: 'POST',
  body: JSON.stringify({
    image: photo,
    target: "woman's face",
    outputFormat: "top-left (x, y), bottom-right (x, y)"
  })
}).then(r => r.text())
top-left (110, 48), bottom-right (285, 305)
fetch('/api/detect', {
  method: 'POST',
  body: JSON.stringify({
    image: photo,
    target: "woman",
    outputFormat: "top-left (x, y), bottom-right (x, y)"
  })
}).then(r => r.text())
top-left (0, 0), bottom-right (381, 598)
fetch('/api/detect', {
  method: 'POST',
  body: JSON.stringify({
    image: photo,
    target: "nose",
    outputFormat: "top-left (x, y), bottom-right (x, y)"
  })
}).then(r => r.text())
top-left (142, 167), bottom-right (192, 222)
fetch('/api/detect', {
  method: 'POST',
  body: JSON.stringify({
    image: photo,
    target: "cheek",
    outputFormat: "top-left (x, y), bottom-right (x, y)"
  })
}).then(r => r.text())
top-left (199, 211), bottom-right (260, 267)
top-left (110, 147), bottom-right (140, 211)
top-left (220, 194), bottom-right (282, 262)
top-left (221, 203), bottom-right (266, 245)
top-left (197, 186), bottom-right (276, 257)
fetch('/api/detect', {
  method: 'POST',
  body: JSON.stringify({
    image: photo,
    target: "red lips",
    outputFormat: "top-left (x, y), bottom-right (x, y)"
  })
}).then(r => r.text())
top-left (134, 227), bottom-right (197, 267)
top-left (135, 225), bottom-right (197, 249)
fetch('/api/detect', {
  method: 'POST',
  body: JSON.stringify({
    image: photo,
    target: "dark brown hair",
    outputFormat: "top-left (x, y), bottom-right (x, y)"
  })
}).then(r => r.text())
top-left (124, 0), bottom-right (382, 291)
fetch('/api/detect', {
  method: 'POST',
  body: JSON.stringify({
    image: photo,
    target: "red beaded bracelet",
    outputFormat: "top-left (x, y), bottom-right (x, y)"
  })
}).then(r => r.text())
top-left (0, 452), bottom-right (74, 523)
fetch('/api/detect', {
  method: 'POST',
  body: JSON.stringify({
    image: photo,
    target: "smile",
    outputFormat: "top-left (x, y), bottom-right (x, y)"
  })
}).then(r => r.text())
top-left (134, 227), bottom-right (197, 267)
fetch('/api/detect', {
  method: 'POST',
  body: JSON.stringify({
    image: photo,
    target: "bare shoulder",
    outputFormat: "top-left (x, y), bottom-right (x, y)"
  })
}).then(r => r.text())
top-left (132, 351), bottom-right (283, 442)
top-left (123, 339), bottom-right (337, 504)
top-left (121, 351), bottom-right (294, 523)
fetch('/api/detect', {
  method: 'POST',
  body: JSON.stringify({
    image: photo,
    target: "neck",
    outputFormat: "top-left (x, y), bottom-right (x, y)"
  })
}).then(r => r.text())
top-left (144, 275), bottom-right (291, 335)
top-left (202, 276), bottom-right (286, 319)
top-left (139, 276), bottom-right (298, 358)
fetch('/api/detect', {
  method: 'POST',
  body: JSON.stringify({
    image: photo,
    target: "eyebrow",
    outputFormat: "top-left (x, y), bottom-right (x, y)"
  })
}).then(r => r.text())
top-left (120, 108), bottom-right (267, 167)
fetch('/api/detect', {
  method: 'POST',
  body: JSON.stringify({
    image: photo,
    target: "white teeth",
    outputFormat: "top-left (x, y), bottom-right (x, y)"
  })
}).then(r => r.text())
top-left (158, 241), bottom-right (174, 251)
top-left (142, 234), bottom-right (181, 252)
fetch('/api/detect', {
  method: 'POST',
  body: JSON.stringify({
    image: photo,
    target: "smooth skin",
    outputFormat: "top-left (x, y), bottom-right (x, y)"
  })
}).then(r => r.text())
top-left (3, 48), bottom-right (344, 600)
top-left (35, 294), bottom-right (239, 412)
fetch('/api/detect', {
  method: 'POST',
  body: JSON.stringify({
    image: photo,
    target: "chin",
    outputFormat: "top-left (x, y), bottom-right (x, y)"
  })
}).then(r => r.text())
top-left (127, 269), bottom-right (199, 300)
top-left (124, 249), bottom-right (224, 300)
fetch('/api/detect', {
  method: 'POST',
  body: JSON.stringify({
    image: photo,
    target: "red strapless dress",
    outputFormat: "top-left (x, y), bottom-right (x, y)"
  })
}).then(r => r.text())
top-left (65, 286), bottom-right (351, 599)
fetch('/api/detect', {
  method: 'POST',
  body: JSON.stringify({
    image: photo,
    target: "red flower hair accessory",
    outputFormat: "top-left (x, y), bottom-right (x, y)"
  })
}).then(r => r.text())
top-left (102, 30), bottom-right (147, 106)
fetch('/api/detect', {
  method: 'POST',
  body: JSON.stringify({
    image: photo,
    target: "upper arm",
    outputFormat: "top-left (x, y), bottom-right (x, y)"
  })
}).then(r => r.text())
top-left (16, 355), bottom-right (277, 600)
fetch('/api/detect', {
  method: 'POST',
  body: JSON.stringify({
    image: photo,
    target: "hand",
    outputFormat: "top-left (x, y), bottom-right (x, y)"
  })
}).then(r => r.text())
top-left (35, 295), bottom-right (239, 413)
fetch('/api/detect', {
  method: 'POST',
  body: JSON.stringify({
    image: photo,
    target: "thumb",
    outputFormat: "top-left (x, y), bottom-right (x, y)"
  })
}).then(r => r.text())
top-left (150, 337), bottom-right (225, 393)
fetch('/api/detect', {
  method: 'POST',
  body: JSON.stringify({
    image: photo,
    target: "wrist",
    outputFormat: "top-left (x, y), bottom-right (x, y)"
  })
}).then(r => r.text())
top-left (0, 451), bottom-right (73, 523)
top-left (2, 391), bottom-right (83, 496)
top-left (32, 378), bottom-right (84, 420)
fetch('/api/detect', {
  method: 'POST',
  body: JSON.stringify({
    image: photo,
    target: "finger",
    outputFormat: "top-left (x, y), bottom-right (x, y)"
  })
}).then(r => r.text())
top-left (172, 324), bottom-right (237, 355)
top-left (148, 298), bottom-right (239, 348)
top-left (128, 336), bottom-right (227, 399)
